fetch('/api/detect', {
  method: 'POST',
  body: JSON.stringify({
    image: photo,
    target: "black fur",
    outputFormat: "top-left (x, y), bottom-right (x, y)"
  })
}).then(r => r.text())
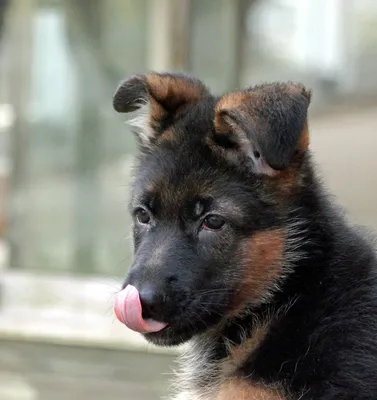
top-left (113, 72), bottom-right (377, 399)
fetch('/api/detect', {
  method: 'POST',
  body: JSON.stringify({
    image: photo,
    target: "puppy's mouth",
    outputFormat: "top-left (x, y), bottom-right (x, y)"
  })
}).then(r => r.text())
top-left (114, 285), bottom-right (168, 334)
top-left (114, 284), bottom-right (229, 345)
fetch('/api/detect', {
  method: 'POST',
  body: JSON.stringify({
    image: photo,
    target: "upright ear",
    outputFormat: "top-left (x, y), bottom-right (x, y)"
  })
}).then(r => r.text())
top-left (213, 82), bottom-right (311, 176)
top-left (113, 72), bottom-right (209, 146)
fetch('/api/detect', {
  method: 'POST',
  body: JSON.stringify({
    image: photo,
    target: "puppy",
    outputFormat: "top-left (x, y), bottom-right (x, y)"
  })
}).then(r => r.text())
top-left (112, 72), bottom-right (377, 400)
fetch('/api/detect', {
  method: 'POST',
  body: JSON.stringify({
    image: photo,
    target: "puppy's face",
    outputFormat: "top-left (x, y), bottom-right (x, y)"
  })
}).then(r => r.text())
top-left (113, 73), bottom-right (311, 346)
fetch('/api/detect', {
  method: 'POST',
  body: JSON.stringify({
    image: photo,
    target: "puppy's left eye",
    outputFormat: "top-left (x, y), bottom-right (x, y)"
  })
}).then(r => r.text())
top-left (202, 215), bottom-right (225, 231)
top-left (135, 208), bottom-right (151, 225)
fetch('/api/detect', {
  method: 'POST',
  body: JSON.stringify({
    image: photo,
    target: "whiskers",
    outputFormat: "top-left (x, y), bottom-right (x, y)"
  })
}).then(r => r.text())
top-left (190, 287), bottom-right (232, 321)
top-left (194, 287), bottom-right (233, 295)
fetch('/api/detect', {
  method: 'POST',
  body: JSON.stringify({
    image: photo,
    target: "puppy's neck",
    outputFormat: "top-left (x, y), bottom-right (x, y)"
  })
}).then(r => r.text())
top-left (171, 309), bottom-right (276, 400)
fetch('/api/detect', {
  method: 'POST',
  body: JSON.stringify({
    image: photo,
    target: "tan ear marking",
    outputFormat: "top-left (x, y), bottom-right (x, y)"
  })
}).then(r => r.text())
top-left (113, 72), bottom-right (208, 146)
top-left (212, 82), bottom-right (311, 176)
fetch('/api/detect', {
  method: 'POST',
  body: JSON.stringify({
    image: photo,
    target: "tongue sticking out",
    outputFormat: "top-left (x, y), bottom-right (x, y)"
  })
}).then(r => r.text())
top-left (114, 285), bottom-right (168, 334)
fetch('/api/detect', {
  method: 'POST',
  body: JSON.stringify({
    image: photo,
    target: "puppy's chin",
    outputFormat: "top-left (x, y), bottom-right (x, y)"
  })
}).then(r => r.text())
top-left (143, 312), bottom-right (224, 346)
top-left (143, 325), bottom-right (197, 347)
top-left (146, 320), bottom-right (216, 346)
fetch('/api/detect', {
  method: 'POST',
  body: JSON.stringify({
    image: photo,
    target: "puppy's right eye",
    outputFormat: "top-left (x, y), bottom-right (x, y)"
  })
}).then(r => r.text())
top-left (135, 209), bottom-right (151, 225)
top-left (202, 215), bottom-right (225, 231)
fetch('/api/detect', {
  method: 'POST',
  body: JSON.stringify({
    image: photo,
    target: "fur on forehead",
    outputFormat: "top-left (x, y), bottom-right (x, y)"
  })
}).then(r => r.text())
top-left (131, 146), bottom-right (263, 215)
top-left (113, 73), bottom-right (312, 177)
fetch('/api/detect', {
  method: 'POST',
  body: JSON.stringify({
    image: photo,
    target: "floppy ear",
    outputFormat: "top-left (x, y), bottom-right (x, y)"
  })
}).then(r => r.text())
top-left (213, 82), bottom-right (311, 176)
top-left (113, 72), bottom-right (209, 146)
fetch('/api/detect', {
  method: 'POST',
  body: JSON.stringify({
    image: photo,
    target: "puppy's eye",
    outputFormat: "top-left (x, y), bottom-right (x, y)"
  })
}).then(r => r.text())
top-left (202, 215), bottom-right (225, 231)
top-left (135, 209), bottom-right (151, 225)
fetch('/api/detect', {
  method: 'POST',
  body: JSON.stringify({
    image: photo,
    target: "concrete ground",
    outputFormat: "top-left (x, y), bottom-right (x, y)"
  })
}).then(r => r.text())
top-left (0, 340), bottom-right (176, 400)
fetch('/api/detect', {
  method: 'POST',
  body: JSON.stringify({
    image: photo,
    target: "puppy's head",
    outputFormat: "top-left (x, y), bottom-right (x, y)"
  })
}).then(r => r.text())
top-left (113, 72), bottom-right (311, 346)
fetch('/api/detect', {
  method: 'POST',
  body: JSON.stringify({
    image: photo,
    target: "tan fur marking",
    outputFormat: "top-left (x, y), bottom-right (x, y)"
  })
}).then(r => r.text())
top-left (296, 120), bottom-right (310, 153)
top-left (140, 74), bottom-right (206, 142)
top-left (268, 168), bottom-right (298, 196)
top-left (216, 92), bottom-right (250, 112)
top-left (221, 323), bottom-right (270, 376)
top-left (150, 97), bottom-right (166, 122)
top-left (267, 121), bottom-right (310, 195)
top-left (157, 126), bottom-right (180, 144)
top-left (232, 229), bottom-right (285, 311)
top-left (217, 379), bottom-right (285, 400)
top-left (146, 74), bottom-right (205, 106)
top-left (214, 92), bottom-right (251, 133)
top-left (268, 148), bottom-right (308, 196)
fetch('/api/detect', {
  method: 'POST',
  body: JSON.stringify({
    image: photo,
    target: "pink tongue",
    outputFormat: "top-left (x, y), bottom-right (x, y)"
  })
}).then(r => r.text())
top-left (114, 285), bottom-right (168, 333)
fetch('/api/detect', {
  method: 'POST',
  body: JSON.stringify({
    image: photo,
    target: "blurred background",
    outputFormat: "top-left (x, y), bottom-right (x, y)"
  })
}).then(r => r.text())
top-left (0, 0), bottom-right (376, 399)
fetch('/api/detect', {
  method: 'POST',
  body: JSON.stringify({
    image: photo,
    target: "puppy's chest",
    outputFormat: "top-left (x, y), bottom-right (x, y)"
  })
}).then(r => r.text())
top-left (216, 379), bottom-right (285, 400)
top-left (215, 344), bottom-right (285, 400)
top-left (176, 372), bottom-right (284, 400)
top-left (176, 382), bottom-right (283, 400)
top-left (174, 327), bottom-right (286, 400)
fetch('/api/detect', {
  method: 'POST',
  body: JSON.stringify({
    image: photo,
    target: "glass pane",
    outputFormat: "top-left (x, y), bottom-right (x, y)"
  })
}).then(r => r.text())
top-left (188, 0), bottom-right (377, 109)
top-left (189, 0), bottom-right (241, 93)
top-left (2, 0), bottom-right (148, 275)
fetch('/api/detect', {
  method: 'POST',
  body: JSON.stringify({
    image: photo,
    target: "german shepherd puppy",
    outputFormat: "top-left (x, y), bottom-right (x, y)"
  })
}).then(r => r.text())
top-left (112, 72), bottom-right (377, 400)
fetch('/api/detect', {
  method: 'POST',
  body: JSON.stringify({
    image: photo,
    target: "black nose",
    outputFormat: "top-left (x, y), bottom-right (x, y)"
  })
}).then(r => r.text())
top-left (139, 285), bottom-right (165, 321)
